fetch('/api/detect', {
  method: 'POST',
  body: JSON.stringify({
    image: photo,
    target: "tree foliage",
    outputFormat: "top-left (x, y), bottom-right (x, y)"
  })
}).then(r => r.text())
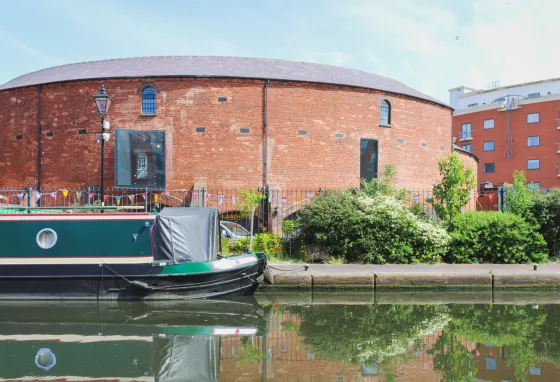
top-left (430, 152), bottom-right (475, 230)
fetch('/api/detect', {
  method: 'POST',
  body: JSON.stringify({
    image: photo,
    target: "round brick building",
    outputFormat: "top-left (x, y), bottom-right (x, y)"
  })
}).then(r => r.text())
top-left (0, 56), bottom-right (452, 191)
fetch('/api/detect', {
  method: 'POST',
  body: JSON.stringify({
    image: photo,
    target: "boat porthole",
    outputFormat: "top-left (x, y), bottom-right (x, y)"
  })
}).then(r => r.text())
top-left (35, 348), bottom-right (56, 370)
top-left (36, 228), bottom-right (58, 249)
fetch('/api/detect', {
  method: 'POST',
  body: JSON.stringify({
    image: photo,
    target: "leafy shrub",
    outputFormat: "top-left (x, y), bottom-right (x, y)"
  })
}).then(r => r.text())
top-left (447, 212), bottom-right (548, 264)
top-left (531, 188), bottom-right (560, 258)
top-left (297, 192), bottom-right (450, 264)
top-left (226, 233), bottom-right (285, 259)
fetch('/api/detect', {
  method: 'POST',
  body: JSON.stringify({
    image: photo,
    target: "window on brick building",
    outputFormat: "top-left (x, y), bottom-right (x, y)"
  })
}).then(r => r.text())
top-left (461, 144), bottom-right (472, 153)
top-left (460, 123), bottom-right (472, 140)
top-left (484, 119), bottom-right (494, 129)
top-left (484, 141), bottom-right (495, 151)
top-left (142, 86), bottom-right (157, 114)
top-left (527, 92), bottom-right (540, 98)
top-left (484, 163), bottom-right (495, 173)
top-left (360, 139), bottom-right (378, 183)
top-left (380, 100), bottom-right (391, 126)
top-left (115, 129), bottom-right (165, 188)
top-left (528, 159), bottom-right (540, 170)
top-left (527, 112), bottom-right (540, 124)
top-left (527, 136), bottom-right (540, 147)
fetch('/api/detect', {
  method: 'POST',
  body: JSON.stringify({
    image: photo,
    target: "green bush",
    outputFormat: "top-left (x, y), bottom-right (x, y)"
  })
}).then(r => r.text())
top-left (531, 188), bottom-right (560, 258)
top-left (297, 192), bottom-right (450, 264)
top-left (226, 233), bottom-right (286, 259)
top-left (447, 212), bottom-right (548, 264)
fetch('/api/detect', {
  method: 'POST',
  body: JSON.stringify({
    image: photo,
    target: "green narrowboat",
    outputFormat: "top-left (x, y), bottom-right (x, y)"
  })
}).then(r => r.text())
top-left (0, 207), bottom-right (267, 300)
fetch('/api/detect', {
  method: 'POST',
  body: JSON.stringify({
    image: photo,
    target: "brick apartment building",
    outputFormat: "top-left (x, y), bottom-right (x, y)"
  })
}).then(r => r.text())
top-left (450, 78), bottom-right (560, 189)
top-left (0, 56), bottom-right (459, 192)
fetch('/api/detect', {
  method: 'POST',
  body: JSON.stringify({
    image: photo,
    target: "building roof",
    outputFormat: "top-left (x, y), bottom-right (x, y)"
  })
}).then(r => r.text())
top-left (0, 56), bottom-right (448, 107)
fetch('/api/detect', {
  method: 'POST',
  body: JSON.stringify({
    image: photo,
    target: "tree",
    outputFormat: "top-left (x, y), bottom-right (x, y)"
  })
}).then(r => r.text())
top-left (503, 170), bottom-right (533, 220)
top-left (238, 190), bottom-right (266, 250)
top-left (430, 152), bottom-right (475, 231)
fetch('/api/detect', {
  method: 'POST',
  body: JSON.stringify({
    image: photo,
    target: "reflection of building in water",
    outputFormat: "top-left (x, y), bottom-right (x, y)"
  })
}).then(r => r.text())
top-left (220, 313), bottom-right (560, 382)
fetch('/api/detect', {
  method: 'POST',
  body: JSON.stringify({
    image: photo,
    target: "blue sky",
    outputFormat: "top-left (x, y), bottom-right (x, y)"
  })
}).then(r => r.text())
top-left (1, 0), bottom-right (556, 102)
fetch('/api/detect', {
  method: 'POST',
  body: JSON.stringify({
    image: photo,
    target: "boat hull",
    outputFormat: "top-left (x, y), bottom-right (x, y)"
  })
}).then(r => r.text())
top-left (0, 255), bottom-right (267, 300)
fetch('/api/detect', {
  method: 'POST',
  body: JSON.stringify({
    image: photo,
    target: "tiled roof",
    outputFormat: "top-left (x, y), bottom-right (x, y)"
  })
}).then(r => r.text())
top-left (0, 56), bottom-right (448, 107)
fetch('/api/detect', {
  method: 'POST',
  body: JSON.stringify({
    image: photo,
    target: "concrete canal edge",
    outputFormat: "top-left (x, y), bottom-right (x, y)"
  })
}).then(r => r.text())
top-left (262, 264), bottom-right (560, 292)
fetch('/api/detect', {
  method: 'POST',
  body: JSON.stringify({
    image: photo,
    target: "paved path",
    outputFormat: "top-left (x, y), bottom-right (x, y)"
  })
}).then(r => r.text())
top-left (264, 263), bottom-right (560, 290)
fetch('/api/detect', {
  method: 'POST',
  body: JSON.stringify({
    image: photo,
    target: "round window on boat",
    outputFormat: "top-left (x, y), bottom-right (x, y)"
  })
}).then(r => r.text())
top-left (36, 228), bottom-right (57, 249)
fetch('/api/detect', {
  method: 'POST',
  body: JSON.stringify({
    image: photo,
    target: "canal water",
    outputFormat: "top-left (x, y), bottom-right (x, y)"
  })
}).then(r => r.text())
top-left (1, 293), bottom-right (559, 381)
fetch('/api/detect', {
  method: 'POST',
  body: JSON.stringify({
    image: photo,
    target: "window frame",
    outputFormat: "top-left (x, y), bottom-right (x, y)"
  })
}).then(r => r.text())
top-left (460, 123), bottom-right (472, 141)
top-left (483, 119), bottom-right (494, 129)
top-left (141, 86), bottom-right (157, 115)
top-left (468, 103), bottom-right (478, 108)
top-left (527, 92), bottom-right (540, 98)
top-left (527, 136), bottom-right (540, 147)
top-left (527, 112), bottom-right (540, 124)
top-left (527, 159), bottom-right (540, 170)
top-left (483, 141), bottom-right (495, 152)
top-left (379, 100), bottom-right (391, 127)
top-left (114, 129), bottom-right (166, 189)
top-left (484, 163), bottom-right (495, 173)
top-left (461, 144), bottom-right (472, 153)
top-left (360, 138), bottom-right (379, 183)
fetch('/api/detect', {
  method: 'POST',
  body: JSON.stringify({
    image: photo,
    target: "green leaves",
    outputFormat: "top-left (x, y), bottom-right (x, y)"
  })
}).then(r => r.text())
top-left (431, 152), bottom-right (475, 231)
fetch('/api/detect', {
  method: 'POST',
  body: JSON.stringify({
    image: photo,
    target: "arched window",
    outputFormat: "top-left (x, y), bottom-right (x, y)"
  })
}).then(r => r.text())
top-left (142, 87), bottom-right (156, 114)
top-left (380, 100), bottom-right (391, 125)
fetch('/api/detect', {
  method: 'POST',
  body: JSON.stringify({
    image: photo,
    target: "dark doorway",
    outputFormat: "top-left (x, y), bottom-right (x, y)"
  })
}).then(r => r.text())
top-left (360, 139), bottom-right (379, 182)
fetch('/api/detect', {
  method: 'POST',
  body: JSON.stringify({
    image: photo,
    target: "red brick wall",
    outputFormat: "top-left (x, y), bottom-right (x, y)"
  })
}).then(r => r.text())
top-left (452, 99), bottom-right (560, 188)
top-left (455, 147), bottom-right (479, 211)
top-left (0, 78), bottom-right (452, 190)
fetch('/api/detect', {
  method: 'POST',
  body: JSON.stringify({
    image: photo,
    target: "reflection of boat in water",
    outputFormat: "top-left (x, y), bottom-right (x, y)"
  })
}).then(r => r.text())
top-left (0, 298), bottom-right (272, 381)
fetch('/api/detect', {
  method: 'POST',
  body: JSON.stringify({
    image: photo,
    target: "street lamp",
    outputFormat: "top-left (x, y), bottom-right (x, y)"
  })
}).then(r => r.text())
top-left (93, 84), bottom-right (112, 206)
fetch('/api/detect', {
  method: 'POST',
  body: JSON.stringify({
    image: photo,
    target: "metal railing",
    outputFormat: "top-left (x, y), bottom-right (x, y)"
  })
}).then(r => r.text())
top-left (0, 186), bottom-right (500, 235)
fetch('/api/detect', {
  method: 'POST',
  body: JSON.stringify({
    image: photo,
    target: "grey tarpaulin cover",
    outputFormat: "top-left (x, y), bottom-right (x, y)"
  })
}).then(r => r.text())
top-left (153, 208), bottom-right (220, 263)
top-left (152, 335), bottom-right (219, 382)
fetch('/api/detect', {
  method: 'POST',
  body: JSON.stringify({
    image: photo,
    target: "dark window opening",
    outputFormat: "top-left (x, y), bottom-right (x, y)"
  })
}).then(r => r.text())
top-left (380, 100), bottom-right (391, 125)
top-left (298, 130), bottom-right (307, 136)
top-left (218, 97), bottom-right (228, 103)
top-left (115, 129), bottom-right (165, 188)
top-left (78, 129), bottom-right (87, 135)
top-left (397, 139), bottom-right (405, 145)
top-left (484, 163), bottom-right (495, 173)
top-left (46, 132), bottom-right (53, 137)
top-left (16, 135), bottom-right (22, 140)
top-left (240, 128), bottom-right (249, 134)
top-left (196, 127), bottom-right (206, 133)
top-left (360, 139), bottom-right (379, 183)
top-left (336, 133), bottom-right (344, 138)
top-left (142, 87), bottom-right (157, 114)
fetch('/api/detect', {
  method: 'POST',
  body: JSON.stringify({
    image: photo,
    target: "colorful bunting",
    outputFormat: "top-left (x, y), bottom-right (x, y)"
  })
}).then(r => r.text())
top-left (307, 192), bottom-right (313, 198)
top-left (89, 193), bottom-right (94, 201)
top-left (141, 193), bottom-right (146, 199)
top-left (17, 193), bottom-right (24, 201)
top-left (296, 197), bottom-right (300, 203)
top-left (35, 192), bottom-right (42, 201)
top-left (179, 189), bottom-right (186, 194)
top-left (282, 344), bottom-right (287, 353)
top-left (282, 196), bottom-right (287, 205)
top-left (489, 193), bottom-right (496, 203)
top-left (0, 195), bottom-right (5, 200)
top-left (193, 191), bottom-right (198, 200)
top-left (50, 192), bottom-right (57, 198)
top-left (218, 195), bottom-right (224, 205)
top-left (128, 195), bottom-right (135, 202)
top-left (269, 193), bottom-right (273, 202)
top-left (165, 190), bottom-right (170, 198)
top-left (231, 195), bottom-right (235, 204)
top-left (103, 195), bottom-right (108, 203)
top-left (413, 195), bottom-right (419, 203)
top-left (154, 194), bottom-right (159, 203)
top-left (205, 193), bottom-right (210, 202)
top-left (115, 196), bottom-right (122, 205)
top-left (62, 189), bottom-right (68, 198)
top-left (76, 191), bottom-right (82, 200)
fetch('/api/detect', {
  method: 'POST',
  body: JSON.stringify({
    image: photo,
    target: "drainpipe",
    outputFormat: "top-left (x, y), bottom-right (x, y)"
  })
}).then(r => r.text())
top-left (37, 85), bottom-right (42, 190)
top-left (262, 80), bottom-right (270, 188)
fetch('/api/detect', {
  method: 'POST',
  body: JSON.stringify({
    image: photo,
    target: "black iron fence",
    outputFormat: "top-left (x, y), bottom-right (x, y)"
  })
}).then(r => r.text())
top-left (0, 186), bottom-right (502, 236)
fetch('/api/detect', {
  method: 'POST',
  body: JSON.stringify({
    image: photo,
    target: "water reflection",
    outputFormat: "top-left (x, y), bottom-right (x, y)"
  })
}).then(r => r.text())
top-left (1, 296), bottom-right (559, 381)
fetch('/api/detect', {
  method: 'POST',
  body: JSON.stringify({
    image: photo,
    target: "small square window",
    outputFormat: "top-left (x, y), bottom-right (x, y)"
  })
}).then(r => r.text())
top-left (78, 129), bottom-right (87, 135)
top-left (529, 366), bottom-right (542, 376)
top-left (485, 358), bottom-right (497, 371)
top-left (460, 123), bottom-right (472, 140)
top-left (528, 159), bottom-right (540, 170)
top-left (484, 163), bottom-right (495, 173)
top-left (218, 97), bottom-right (227, 103)
top-left (16, 134), bottom-right (23, 140)
top-left (484, 141), bottom-right (495, 151)
top-left (484, 119), bottom-right (494, 129)
top-left (529, 182), bottom-right (540, 189)
top-left (421, 142), bottom-right (428, 148)
top-left (336, 133), bottom-right (344, 139)
top-left (46, 132), bottom-right (53, 137)
top-left (240, 128), bottom-right (249, 134)
top-left (528, 92), bottom-right (540, 98)
top-left (527, 136), bottom-right (540, 147)
top-left (527, 112), bottom-right (540, 124)
top-left (461, 144), bottom-right (472, 153)
top-left (298, 130), bottom-right (307, 136)
top-left (196, 127), bottom-right (205, 133)
top-left (468, 103), bottom-right (478, 108)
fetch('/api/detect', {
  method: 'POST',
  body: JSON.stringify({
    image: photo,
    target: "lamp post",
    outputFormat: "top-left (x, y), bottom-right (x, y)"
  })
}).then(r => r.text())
top-left (93, 84), bottom-right (112, 206)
